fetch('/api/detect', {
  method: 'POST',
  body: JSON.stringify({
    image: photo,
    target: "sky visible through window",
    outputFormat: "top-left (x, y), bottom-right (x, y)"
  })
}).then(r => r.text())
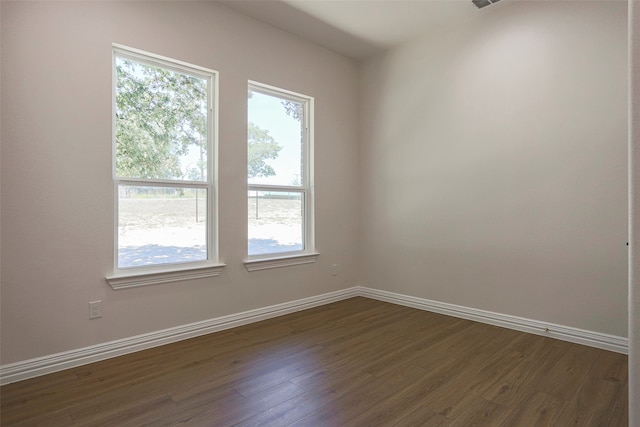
top-left (248, 91), bottom-right (303, 187)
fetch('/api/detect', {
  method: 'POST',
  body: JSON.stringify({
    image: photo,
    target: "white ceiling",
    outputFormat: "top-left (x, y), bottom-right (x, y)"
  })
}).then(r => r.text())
top-left (220, 0), bottom-right (489, 60)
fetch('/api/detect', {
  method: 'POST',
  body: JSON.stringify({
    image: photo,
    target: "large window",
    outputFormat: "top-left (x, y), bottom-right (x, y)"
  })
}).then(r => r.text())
top-left (109, 45), bottom-right (221, 286)
top-left (247, 82), bottom-right (315, 266)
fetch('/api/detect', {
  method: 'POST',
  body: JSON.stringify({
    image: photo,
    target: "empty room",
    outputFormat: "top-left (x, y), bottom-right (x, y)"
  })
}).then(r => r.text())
top-left (1, 0), bottom-right (639, 425)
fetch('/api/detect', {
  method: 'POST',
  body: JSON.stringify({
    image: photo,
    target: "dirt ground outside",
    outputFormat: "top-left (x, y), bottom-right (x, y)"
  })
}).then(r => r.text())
top-left (118, 196), bottom-right (302, 268)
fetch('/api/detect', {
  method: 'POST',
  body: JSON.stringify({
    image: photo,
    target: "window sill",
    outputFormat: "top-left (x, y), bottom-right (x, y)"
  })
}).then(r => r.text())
top-left (244, 252), bottom-right (320, 272)
top-left (106, 263), bottom-right (226, 290)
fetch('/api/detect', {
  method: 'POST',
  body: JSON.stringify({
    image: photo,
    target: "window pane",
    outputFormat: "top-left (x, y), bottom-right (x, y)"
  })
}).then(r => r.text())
top-left (248, 191), bottom-right (303, 256)
top-left (118, 185), bottom-right (207, 268)
top-left (115, 57), bottom-right (208, 181)
top-left (248, 90), bottom-right (303, 186)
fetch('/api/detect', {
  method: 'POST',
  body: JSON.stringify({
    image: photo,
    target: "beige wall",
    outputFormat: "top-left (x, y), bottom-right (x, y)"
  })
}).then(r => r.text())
top-left (1, 0), bottom-right (631, 375)
top-left (360, 1), bottom-right (628, 337)
top-left (0, 1), bottom-right (360, 364)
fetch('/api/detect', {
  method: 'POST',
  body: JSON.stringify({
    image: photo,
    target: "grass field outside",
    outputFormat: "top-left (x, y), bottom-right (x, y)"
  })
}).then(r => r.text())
top-left (118, 195), bottom-right (303, 268)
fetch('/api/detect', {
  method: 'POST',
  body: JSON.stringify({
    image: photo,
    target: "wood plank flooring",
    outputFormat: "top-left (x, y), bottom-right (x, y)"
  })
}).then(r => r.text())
top-left (0, 297), bottom-right (628, 426)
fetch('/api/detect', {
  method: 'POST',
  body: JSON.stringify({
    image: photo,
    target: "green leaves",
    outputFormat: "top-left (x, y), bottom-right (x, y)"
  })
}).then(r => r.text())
top-left (248, 122), bottom-right (282, 178)
top-left (115, 58), bottom-right (207, 181)
top-left (281, 100), bottom-right (303, 122)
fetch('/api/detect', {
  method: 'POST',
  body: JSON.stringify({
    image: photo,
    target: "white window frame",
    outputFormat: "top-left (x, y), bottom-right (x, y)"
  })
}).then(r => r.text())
top-left (245, 81), bottom-right (318, 271)
top-left (106, 44), bottom-right (224, 289)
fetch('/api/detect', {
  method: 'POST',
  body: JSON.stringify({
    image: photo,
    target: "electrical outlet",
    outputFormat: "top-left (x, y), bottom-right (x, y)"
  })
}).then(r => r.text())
top-left (89, 300), bottom-right (102, 319)
top-left (330, 264), bottom-right (338, 277)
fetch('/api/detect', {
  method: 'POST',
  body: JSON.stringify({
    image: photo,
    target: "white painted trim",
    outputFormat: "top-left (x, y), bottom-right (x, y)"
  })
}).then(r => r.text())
top-left (244, 253), bottom-right (320, 271)
top-left (247, 80), bottom-right (310, 103)
top-left (113, 43), bottom-right (216, 77)
top-left (1, 286), bottom-right (628, 385)
top-left (629, 2), bottom-right (639, 424)
top-left (106, 263), bottom-right (226, 290)
top-left (0, 287), bottom-right (357, 385)
top-left (356, 286), bottom-right (629, 354)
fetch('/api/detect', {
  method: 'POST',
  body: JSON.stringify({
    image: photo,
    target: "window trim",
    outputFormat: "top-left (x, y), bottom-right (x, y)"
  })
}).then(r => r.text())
top-left (108, 44), bottom-right (223, 288)
top-left (245, 81), bottom-right (317, 269)
top-left (106, 263), bottom-right (225, 290)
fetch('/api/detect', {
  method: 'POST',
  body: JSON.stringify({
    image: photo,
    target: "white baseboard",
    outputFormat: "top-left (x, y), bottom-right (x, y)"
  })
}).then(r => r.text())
top-left (0, 287), bottom-right (359, 385)
top-left (1, 286), bottom-right (628, 385)
top-left (356, 286), bottom-right (629, 355)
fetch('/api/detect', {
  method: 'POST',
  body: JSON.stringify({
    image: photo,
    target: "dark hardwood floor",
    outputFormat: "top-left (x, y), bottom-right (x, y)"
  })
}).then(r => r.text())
top-left (0, 297), bottom-right (628, 426)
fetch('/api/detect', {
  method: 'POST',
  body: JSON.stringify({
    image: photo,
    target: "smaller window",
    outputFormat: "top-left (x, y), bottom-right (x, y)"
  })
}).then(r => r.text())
top-left (246, 82), bottom-right (316, 266)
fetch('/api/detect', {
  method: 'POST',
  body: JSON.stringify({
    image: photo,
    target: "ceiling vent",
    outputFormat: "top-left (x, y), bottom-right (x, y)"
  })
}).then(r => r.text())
top-left (472, 0), bottom-right (500, 9)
